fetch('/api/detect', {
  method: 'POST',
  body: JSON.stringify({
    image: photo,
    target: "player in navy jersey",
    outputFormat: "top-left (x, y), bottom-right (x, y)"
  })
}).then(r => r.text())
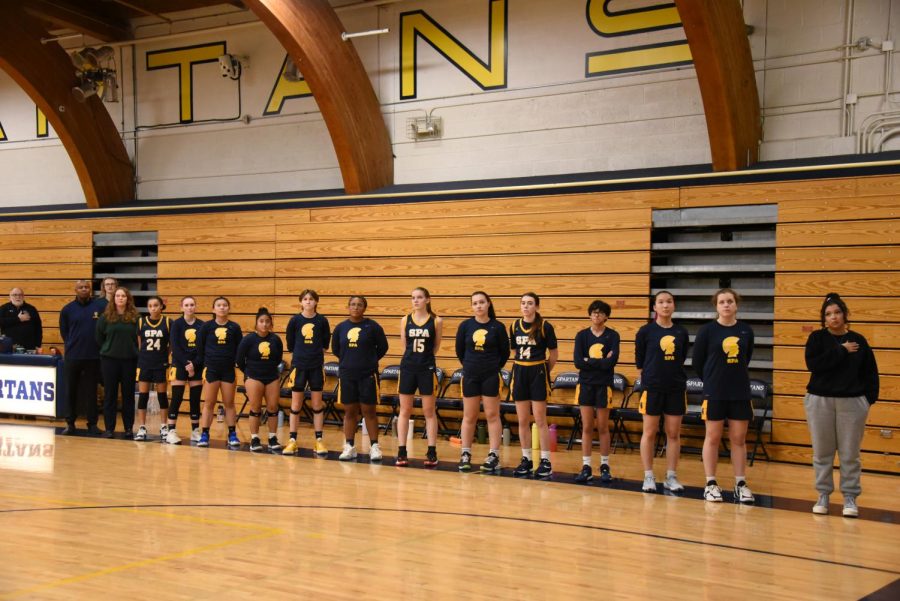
top-left (331, 296), bottom-right (389, 462)
top-left (396, 287), bottom-right (443, 468)
top-left (455, 291), bottom-right (510, 473)
top-left (635, 291), bottom-right (689, 493)
top-left (165, 296), bottom-right (204, 444)
top-left (282, 290), bottom-right (331, 456)
top-left (134, 296), bottom-right (171, 442)
top-left (196, 296), bottom-right (244, 449)
top-left (510, 292), bottom-right (558, 479)
top-left (693, 288), bottom-right (756, 504)
top-left (237, 308), bottom-right (284, 453)
top-left (573, 300), bottom-right (620, 484)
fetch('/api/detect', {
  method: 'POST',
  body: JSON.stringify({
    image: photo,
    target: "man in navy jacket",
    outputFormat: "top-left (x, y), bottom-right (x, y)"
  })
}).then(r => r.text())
top-left (59, 280), bottom-right (105, 435)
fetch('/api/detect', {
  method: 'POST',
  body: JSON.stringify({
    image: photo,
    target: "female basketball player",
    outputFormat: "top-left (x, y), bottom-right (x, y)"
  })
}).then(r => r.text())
top-left (635, 291), bottom-right (689, 493)
top-left (396, 287), bottom-right (443, 467)
top-left (693, 288), bottom-right (755, 504)
top-left (283, 290), bottom-right (331, 456)
top-left (573, 299), bottom-right (620, 484)
top-left (510, 292), bottom-right (558, 479)
top-left (166, 296), bottom-right (204, 444)
top-left (331, 295), bottom-right (389, 462)
top-left (455, 291), bottom-right (510, 473)
top-left (804, 293), bottom-right (879, 517)
top-left (134, 296), bottom-right (171, 442)
top-left (196, 297), bottom-right (243, 448)
top-left (95, 286), bottom-right (139, 438)
top-left (237, 307), bottom-right (284, 453)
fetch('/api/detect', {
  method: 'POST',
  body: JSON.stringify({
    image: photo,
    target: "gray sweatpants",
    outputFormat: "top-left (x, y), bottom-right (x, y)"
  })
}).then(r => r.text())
top-left (803, 394), bottom-right (870, 497)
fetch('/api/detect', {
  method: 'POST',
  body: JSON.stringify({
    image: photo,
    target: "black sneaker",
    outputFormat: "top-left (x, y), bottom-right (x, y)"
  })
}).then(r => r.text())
top-left (534, 459), bottom-right (552, 479)
top-left (424, 449), bottom-right (438, 468)
top-left (574, 464), bottom-right (593, 484)
top-left (513, 456), bottom-right (533, 478)
top-left (100, 430), bottom-right (114, 439)
top-left (480, 452), bottom-right (500, 473)
top-left (249, 437), bottom-right (263, 453)
top-left (599, 463), bottom-right (612, 483)
top-left (458, 451), bottom-right (472, 472)
top-left (87, 425), bottom-right (102, 436)
top-left (396, 449), bottom-right (409, 467)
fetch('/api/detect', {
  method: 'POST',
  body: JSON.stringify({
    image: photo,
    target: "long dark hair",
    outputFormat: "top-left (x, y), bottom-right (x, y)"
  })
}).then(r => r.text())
top-left (414, 287), bottom-right (437, 318)
top-left (522, 292), bottom-right (543, 342)
top-left (820, 292), bottom-right (850, 327)
top-left (472, 291), bottom-right (496, 320)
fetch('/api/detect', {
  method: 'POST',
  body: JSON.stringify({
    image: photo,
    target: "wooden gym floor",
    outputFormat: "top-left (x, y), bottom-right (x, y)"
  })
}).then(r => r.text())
top-left (0, 417), bottom-right (898, 600)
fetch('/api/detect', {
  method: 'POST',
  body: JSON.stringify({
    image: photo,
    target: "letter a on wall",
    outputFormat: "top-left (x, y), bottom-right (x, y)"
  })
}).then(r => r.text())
top-left (400, 0), bottom-right (508, 100)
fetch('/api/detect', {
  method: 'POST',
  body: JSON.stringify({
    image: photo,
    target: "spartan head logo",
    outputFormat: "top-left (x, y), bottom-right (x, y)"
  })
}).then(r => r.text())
top-left (258, 341), bottom-right (271, 359)
top-left (588, 343), bottom-right (604, 359)
top-left (215, 327), bottom-right (228, 343)
top-left (301, 323), bottom-right (315, 343)
top-left (660, 335), bottom-right (676, 358)
top-left (473, 329), bottom-right (488, 351)
top-left (185, 329), bottom-right (197, 345)
top-left (348, 327), bottom-right (361, 347)
top-left (722, 336), bottom-right (740, 362)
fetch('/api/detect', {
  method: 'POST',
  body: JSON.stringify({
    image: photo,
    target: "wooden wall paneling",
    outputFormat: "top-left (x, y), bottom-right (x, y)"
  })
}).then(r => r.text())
top-left (158, 260), bottom-right (276, 279)
top-left (157, 279), bottom-right (276, 296)
top-left (778, 195), bottom-right (900, 223)
top-left (158, 242), bottom-right (277, 262)
top-left (774, 395), bottom-right (900, 426)
top-left (774, 370), bottom-right (900, 401)
top-left (0, 231), bottom-right (91, 250)
top-left (680, 178), bottom-right (856, 207)
top-left (774, 322), bottom-right (900, 349)
top-left (274, 275), bottom-right (648, 298)
top-left (766, 444), bottom-right (899, 473)
top-left (277, 208), bottom-right (651, 242)
top-left (274, 252), bottom-right (648, 278)
top-left (308, 190), bottom-right (674, 223)
top-left (776, 246), bottom-right (900, 271)
top-left (775, 296), bottom-right (900, 322)
top-left (276, 230), bottom-right (649, 259)
top-left (0, 248), bottom-right (93, 263)
top-left (775, 273), bottom-right (900, 297)
top-left (773, 419), bottom-right (899, 454)
top-left (855, 174), bottom-right (900, 197)
top-left (0, 280), bottom-right (89, 296)
top-left (777, 219), bottom-right (900, 247)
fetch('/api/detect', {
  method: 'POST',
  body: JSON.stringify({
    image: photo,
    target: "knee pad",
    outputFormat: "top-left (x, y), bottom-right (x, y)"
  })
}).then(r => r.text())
top-left (290, 408), bottom-right (302, 415)
top-left (156, 392), bottom-right (168, 410)
top-left (167, 410), bottom-right (179, 421)
top-left (249, 410), bottom-right (262, 418)
top-left (138, 392), bottom-right (150, 410)
top-left (312, 407), bottom-right (325, 414)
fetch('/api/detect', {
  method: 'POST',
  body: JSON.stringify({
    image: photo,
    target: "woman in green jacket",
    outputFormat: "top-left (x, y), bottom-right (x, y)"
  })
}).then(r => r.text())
top-left (96, 287), bottom-right (139, 438)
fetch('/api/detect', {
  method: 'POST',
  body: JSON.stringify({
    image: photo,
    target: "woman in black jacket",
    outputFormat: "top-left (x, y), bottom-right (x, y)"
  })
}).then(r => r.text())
top-left (804, 293), bottom-right (879, 518)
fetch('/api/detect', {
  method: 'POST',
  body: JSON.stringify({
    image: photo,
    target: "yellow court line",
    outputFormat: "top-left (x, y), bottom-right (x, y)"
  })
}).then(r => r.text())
top-left (0, 529), bottom-right (281, 599)
top-left (0, 493), bottom-right (284, 598)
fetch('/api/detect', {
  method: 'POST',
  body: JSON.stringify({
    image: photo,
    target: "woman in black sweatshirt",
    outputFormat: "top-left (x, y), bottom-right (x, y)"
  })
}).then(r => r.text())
top-left (804, 293), bottom-right (878, 517)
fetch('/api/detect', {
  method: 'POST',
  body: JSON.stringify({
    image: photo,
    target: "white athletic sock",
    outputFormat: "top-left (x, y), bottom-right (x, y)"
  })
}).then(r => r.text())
top-left (666, 470), bottom-right (677, 479)
top-left (706, 475), bottom-right (717, 483)
top-left (644, 470), bottom-right (654, 478)
top-left (522, 448), bottom-right (532, 460)
top-left (462, 447), bottom-right (471, 455)
top-left (600, 455), bottom-right (609, 465)
top-left (540, 450), bottom-right (550, 460)
top-left (489, 448), bottom-right (499, 456)
top-left (582, 456), bottom-right (591, 466)
top-left (735, 476), bottom-right (746, 485)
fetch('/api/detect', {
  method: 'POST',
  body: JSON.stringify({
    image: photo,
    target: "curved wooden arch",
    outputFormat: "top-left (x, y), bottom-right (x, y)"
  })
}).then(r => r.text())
top-left (244, 0), bottom-right (393, 194)
top-left (0, 4), bottom-right (133, 208)
top-left (675, 0), bottom-right (761, 171)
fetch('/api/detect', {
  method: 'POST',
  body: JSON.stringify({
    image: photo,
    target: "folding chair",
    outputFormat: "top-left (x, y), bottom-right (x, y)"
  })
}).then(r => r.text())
top-left (547, 371), bottom-right (580, 449)
top-left (378, 365), bottom-right (401, 434)
top-left (435, 368), bottom-right (464, 437)
top-left (748, 379), bottom-right (771, 465)
top-left (612, 376), bottom-right (643, 452)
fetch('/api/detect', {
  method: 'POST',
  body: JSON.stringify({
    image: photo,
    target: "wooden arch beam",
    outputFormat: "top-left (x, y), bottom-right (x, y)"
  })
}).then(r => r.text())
top-left (243, 0), bottom-right (393, 193)
top-left (0, 4), bottom-right (133, 207)
top-left (675, 0), bottom-right (761, 171)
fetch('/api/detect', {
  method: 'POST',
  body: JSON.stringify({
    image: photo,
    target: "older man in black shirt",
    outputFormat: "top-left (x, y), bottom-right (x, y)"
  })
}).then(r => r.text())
top-left (0, 287), bottom-right (42, 351)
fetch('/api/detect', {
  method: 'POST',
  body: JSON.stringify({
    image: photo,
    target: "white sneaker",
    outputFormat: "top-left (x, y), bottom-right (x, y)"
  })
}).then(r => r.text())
top-left (642, 474), bottom-right (657, 492)
top-left (190, 427), bottom-right (202, 443)
top-left (704, 482), bottom-right (723, 502)
top-left (842, 496), bottom-right (858, 518)
top-left (812, 494), bottom-right (829, 515)
top-left (734, 481), bottom-right (755, 504)
top-left (369, 442), bottom-right (383, 462)
top-left (165, 428), bottom-right (182, 445)
top-left (159, 425), bottom-right (169, 442)
top-left (134, 426), bottom-right (147, 441)
top-left (664, 474), bottom-right (685, 493)
top-left (339, 443), bottom-right (357, 461)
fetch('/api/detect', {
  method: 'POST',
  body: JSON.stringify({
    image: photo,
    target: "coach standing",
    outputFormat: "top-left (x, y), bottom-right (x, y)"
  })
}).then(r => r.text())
top-left (0, 288), bottom-right (42, 351)
top-left (58, 280), bottom-right (105, 435)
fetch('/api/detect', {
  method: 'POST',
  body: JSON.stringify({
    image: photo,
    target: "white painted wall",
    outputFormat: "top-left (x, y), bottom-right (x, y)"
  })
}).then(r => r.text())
top-left (0, 0), bottom-right (897, 207)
